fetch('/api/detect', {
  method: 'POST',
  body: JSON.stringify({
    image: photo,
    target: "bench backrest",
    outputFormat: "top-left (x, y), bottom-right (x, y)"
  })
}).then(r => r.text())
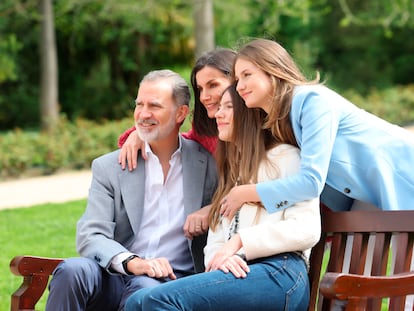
top-left (308, 210), bottom-right (414, 311)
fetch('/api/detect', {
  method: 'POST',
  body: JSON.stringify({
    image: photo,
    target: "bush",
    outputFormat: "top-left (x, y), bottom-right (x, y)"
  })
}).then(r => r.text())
top-left (343, 84), bottom-right (414, 126)
top-left (0, 116), bottom-right (133, 179)
top-left (0, 112), bottom-right (192, 180)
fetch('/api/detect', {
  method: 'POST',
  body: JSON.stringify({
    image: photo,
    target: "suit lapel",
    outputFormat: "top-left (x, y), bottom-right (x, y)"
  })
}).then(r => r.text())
top-left (182, 139), bottom-right (207, 217)
top-left (118, 142), bottom-right (208, 234)
top-left (119, 157), bottom-right (146, 234)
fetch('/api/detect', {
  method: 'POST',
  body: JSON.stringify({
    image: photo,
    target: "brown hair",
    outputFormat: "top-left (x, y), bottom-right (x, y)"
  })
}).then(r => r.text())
top-left (208, 83), bottom-right (277, 230)
top-left (235, 38), bottom-right (320, 147)
top-left (191, 48), bottom-right (237, 137)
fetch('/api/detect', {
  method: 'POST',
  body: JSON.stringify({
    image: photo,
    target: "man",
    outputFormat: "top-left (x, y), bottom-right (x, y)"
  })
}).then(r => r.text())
top-left (45, 69), bottom-right (218, 311)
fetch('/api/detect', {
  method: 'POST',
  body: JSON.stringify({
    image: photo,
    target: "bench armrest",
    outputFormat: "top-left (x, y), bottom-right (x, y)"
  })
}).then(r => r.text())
top-left (320, 271), bottom-right (414, 299)
top-left (10, 255), bottom-right (63, 311)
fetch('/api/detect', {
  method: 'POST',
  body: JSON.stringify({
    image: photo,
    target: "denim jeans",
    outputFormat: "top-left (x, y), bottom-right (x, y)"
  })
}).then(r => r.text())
top-left (125, 252), bottom-right (309, 311)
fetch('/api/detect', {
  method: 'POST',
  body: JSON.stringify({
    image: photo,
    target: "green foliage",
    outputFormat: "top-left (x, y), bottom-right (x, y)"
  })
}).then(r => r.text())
top-left (0, 112), bottom-right (192, 179)
top-left (0, 200), bottom-right (86, 311)
top-left (337, 0), bottom-right (414, 30)
top-left (0, 0), bottom-right (414, 131)
top-left (0, 0), bottom-right (195, 130)
top-left (0, 34), bottom-right (22, 83)
top-left (0, 116), bottom-right (133, 179)
top-left (343, 84), bottom-right (414, 126)
top-left (308, 0), bottom-right (414, 94)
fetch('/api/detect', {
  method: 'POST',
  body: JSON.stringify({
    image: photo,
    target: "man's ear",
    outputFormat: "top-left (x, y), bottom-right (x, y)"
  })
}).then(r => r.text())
top-left (176, 105), bottom-right (189, 123)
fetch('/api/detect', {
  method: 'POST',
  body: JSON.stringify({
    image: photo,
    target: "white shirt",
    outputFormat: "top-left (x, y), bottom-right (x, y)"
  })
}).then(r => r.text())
top-left (111, 138), bottom-right (193, 274)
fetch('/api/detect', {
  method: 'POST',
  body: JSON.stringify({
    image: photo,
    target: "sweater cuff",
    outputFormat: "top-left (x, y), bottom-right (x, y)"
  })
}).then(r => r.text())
top-left (118, 126), bottom-right (136, 148)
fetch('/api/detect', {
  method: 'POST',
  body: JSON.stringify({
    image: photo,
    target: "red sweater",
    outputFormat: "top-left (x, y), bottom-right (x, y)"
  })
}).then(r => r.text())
top-left (118, 126), bottom-right (217, 155)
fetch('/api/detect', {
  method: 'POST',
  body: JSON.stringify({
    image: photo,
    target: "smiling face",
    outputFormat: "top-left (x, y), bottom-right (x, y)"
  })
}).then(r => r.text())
top-left (234, 57), bottom-right (274, 113)
top-left (214, 89), bottom-right (234, 142)
top-left (196, 66), bottom-right (232, 118)
top-left (134, 80), bottom-right (186, 143)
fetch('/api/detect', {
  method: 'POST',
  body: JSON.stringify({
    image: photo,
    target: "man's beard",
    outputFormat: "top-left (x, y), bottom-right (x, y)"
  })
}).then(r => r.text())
top-left (135, 114), bottom-right (176, 143)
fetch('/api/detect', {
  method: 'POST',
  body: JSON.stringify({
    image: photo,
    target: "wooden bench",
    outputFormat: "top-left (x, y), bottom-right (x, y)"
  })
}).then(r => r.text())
top-left (10, 210), bottom-right (414, 311)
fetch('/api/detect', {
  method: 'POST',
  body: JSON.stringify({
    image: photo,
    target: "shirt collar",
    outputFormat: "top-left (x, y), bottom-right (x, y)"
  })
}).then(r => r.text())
top-left (144, 136), bottom-right (183, 159)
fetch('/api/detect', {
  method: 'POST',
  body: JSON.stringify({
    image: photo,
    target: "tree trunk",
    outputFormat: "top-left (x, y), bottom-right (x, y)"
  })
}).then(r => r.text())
top-left (39, 0), bottom-right (59, 132)
top-left (193, 0), bottom-right (215, 59)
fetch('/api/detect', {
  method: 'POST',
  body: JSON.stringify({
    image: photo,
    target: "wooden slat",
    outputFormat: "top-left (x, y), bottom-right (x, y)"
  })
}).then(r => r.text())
top-left (318, 210), bottom-right (414, 311)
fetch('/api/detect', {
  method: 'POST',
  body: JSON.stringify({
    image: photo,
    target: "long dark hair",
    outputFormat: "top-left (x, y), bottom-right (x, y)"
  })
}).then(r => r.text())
top-left (191, 48), bottom-right (236, 137)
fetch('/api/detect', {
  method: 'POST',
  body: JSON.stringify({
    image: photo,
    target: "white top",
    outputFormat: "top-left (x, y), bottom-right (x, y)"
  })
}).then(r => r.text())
top-left (204, 144), bottom-right (321, 266)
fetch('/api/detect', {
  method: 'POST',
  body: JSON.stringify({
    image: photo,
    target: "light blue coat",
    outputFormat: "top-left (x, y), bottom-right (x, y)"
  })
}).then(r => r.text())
top-left (257, 85), bottom-right (414, 212)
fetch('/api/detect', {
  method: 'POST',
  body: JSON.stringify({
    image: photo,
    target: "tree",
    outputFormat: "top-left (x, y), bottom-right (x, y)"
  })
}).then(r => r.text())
top-left (39, 0), bottom-right (58, 132)
top-left (193, 0), bottom-right (215, 59)
top-left (338, 0), bottom-right (414, 30)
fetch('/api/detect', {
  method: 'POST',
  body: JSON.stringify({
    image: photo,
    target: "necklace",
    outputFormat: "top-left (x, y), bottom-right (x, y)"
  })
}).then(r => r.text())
top-left (227, 210), bottom-right (240, 240)
top-left (227, 176), bottom-right (241, 240)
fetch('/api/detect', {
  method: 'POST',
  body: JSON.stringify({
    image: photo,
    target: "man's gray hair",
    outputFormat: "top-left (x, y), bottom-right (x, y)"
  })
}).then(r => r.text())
top-left (140, 69), bottom-right (190, 107)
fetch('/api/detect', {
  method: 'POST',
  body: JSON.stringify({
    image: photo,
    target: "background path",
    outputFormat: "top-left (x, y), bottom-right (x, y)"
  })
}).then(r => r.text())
top-left (0, 170), bottom-right (92, 210)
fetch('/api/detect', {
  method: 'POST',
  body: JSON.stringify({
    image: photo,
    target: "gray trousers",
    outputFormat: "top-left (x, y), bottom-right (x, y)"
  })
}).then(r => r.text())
top-left (45, 257), bottom-right (168, 311)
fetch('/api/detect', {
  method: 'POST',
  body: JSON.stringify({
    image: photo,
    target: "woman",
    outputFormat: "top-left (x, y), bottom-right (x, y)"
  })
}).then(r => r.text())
top-left (118, 48), bottom-right (236, 170)
top-left (124, 84), bottom-right (321, 311)
top-left (220, 38), bottom-right (414, 220)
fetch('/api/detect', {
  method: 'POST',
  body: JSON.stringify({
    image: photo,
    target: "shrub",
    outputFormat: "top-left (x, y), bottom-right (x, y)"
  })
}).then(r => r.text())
top-left (0, 116), bottom-right (132, 179)
top-left (343, 84), bottom-right (414, 126)
top-left (0, 113), bottom-right (192, 179)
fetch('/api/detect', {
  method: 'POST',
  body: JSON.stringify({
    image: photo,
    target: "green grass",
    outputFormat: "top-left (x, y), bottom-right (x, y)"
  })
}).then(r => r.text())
top-left (0, 200), bottom-right (86, 311)
top-left (0, 199), bottom-right (396, 311)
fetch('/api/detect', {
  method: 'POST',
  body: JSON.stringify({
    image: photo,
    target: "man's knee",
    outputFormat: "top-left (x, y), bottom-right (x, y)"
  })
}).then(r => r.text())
top-left (51, 257), bottom-right (100, 285)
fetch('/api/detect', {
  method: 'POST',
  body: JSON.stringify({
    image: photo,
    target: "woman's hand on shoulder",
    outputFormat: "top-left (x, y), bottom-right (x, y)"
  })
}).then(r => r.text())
top-left (220, 184), bottom-right (259, 219)
top-left (118, 131), bottom-right (146, 171)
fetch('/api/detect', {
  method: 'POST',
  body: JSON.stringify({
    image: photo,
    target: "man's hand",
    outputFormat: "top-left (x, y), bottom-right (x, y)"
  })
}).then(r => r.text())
top-left (183, 204), bottom-right (211, 239)
top-left (127, 257), bottom-right (176, 280)
top-left (118, 130), bottom-right (146, 171)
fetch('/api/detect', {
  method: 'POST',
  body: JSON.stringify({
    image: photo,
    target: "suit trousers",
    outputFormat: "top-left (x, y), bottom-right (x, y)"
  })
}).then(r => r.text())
top-left (45, 257), bottom-right (170, 311)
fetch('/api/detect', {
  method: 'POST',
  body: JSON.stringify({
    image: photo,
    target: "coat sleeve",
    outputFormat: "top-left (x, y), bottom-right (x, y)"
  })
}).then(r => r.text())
top-left (240, 145), bottom-right (321, 261)
top-left (257, 86), bottom-right (340, 213)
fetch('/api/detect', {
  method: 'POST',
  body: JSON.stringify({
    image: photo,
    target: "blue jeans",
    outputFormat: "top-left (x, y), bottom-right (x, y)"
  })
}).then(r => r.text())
top-left (125, 253), bottom-right (309, 311)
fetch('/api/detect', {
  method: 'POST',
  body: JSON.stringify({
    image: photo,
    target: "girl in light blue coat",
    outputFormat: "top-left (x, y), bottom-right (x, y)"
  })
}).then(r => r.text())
top-left (221, 38), bottom-right (414, 219)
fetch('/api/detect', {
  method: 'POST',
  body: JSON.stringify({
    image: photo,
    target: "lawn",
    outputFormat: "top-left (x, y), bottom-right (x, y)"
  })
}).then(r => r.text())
top-left (0, 199), bottom-right (394, 311)
top-left (0, 199), bottom-right (86, 310)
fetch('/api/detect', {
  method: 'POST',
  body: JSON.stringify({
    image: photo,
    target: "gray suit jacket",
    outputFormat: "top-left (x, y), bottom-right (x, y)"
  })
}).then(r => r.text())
top-left (76, 137), bottom-right (218, 273)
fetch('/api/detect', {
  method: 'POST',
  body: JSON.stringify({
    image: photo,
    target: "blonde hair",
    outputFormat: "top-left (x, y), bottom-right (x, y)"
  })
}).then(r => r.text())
top-left (235, 38), bottom-right (320, 146)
